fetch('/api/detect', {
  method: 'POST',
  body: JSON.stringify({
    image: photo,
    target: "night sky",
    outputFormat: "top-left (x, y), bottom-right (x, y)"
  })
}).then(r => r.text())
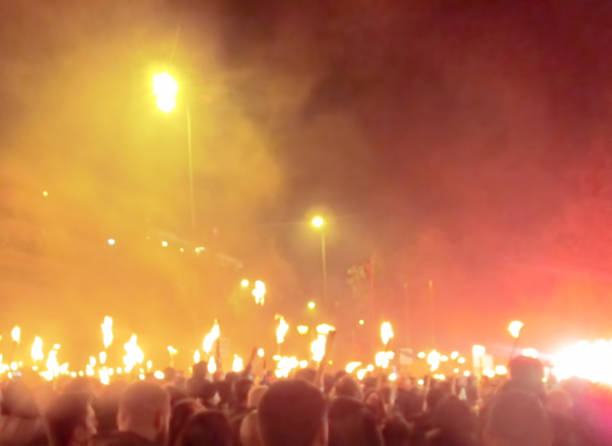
top-left (1, 0), bottom-right (612, 361)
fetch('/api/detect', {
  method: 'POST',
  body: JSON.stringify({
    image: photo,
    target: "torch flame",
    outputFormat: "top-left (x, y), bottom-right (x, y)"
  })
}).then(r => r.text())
top-left (202, 320), bottom-right (221, 354)
top-left (275, 315), bottom-right (289, 344)
top-left (310, 334), bottom-right (327, 363)
top-left (427, 350), bottom-right (441, 372)
top-left (122, 335), bottom-right (144, 373)
top-left (375, 351), bottom-right (395, 369)
top-left (252, 280), bottom-right (266, 306)
top-left (345, 361), bottom-right (362, 374)
top-left (31, 337), bottom-right (44, 362)
top-left (508, 320), bottom-right (524, 339)
top-left (207, 356), bottom-right (217, 375)
top-left (380, 321), bottom-right (394, 345)
top-left (101, 317), bottom-right (113, 349)
top-left (11, 326), bottom-right (20, 344)
top-left (232, 354), bottom-right (244, 372)
top-left (316, 323), bottom-right (336, 335)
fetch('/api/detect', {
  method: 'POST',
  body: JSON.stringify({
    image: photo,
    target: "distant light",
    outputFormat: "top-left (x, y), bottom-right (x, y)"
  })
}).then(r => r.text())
top-left (450, 351), bottom-right (459, 360)
top-left (311, 216), bottom-right (324, 228)
top-left (257, 348), bottom-right (265, 358)
top-left (161, 240), bottom-right (168, 247)
top-left (179, 247), bottom-right (184, 253)
top-left (241, 279), bottom-right (249, 288)
top-left (441, 355), bottom-right (449, 362)
top-left (297, 325), bottom-right (309, 335)
top-left (307, 301), bottom-right (316, 310)
top-left (107, 238), bottom-right (116, 246)
top-left (458, 357), bottom-right (466, 364)
top-left (42, 190), bottom-right (48, 197)
top-left (152, 72), bottom-right (178, 113)
top-left (358, 319), bottom-right (365, 326)
top-left (417, 352), bottom-right (426, 359)
top-left (195, 246), bottom-right (205, 254)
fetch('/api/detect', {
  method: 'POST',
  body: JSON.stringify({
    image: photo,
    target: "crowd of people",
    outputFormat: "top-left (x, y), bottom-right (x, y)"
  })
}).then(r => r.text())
top-left (0, 355), bottom-right (610, 446)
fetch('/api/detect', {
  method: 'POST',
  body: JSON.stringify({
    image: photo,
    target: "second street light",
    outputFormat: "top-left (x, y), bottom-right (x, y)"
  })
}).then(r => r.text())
top-left (152, 72), bottom-right (196, 229)
top-left (311, 215), bottom-right (327, 303)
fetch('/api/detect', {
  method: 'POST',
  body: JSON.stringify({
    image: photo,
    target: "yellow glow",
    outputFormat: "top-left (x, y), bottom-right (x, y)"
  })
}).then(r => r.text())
top-left (89, 356), bottom-right (97, 367)
top-left (345, 361), bottom-right (362, 373)
top-left (316, 323), bottom-right (335, 335)
top-left (552, 339), bottom-right (612, 385)
top-left (11, 326), bottom-right (20, 344)
top-left (99, 352), bottom-right (107, 364)
top-left (458, 357), bottom-right (466, 364)
top-left (358, 319), bottom-right (365, 326)
top-left (441, 355), bottom-right (449, 362)
top-left (257, 348), bottom-right (265, 358)
top-left (107, 238), bottom-right (116, 246)
top-left (193, 350), bottom-right (201, 364)
top-left (417, 351), bottom-right (426, 359)
top-left (275, 315), bottom-right (289, 344)
top-left (154, 370), bottom-right (165, 380)
top-left (31, 337), bottom-right (44, 362)
top-left (167, 346), bottom-right (178, 356)
top-left (299, 360), bottom-right (308, 368)
top-left (483, 368), bottom-right (495, 378)
top-left (508, 320), bottom-right (524, 339)
top-left (450, 351), bottom-right (459, 360)
top-left (311, 216), bottom-right (324, 228)
top-left (42, 190), bottom-right (48, 197)
top-left (161, 240), bottom-right (168, 247)
top-left (241, 279), bottom-right (249, 288)
top-left (152, 72), bottom-right (178, 113)
top-left (388, 372), bottom-right (398, 382)
top-left (146, 360), bottom-right (153, 370)
top-left (232, 354), bottom-right (244, 372)
top-left (122, 335), bottom-right (144, 372)
top-left (380, 321), bottom-right (394, 345)
top-left (101, 316), bottom-right (113, 349)
top-left (453, 368), bottom-right (460, 373)
top-left (307, 301), bottom-right (316, 310)
top-left (297, 325), bottom-right (309, 335)
top-left (202, 320), bottom-right (221, 354)
top-left (418, 378), bottom-right (424, 386)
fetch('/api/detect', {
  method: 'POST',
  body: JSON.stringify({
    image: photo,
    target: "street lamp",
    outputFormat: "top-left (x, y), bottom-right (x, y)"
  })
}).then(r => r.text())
top-left (311, 216), bottom-right (327, 303)
top-left (152, 72), bottom-right (195, 229)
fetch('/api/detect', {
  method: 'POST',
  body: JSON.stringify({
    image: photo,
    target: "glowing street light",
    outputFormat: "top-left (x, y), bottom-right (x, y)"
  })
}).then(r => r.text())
top-left (107, 238), bottom-right (116, 246)
top-left (311, 216), bottom-right (324, 228)
top-left (152, 71), bottom-right (195, 229)
top-left (310, 215), bottom-right (327, 302)
top-left (152, 72), bottom-right (178, 113)
top-left (241, 279), bottom-right (249, 288)
top-left (307, 301), bottom-right (316, 310)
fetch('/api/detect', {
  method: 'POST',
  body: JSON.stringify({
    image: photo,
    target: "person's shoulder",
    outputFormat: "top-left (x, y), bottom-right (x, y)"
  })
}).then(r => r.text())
top-left (92, 430), bottom-right (157, 446)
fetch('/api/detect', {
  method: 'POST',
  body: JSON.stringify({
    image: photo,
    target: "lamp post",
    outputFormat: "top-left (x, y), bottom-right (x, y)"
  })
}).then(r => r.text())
top-left (152, 72), bottom-right (195, 229)
top-left (311, 216), bottom-right (327, 303)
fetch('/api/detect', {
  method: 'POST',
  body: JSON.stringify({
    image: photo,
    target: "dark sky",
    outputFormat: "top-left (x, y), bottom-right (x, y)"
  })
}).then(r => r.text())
top-left (1, 0), bottom-right (612, 361)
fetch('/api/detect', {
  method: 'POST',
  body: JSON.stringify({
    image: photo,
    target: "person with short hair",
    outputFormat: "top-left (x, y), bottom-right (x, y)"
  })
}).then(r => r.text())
top-left (46, 392), bottom-right (97, 446)
top-left (94, 382), bottom-right (170, 446)
top-left (484, 390), bottom-right (552, 446)
top-left (328, 397), bottom-right (382, 446)
top-left (257, 380), bottom-right (327, 446)
top-left (176, 411), bottom-right (233, 446)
